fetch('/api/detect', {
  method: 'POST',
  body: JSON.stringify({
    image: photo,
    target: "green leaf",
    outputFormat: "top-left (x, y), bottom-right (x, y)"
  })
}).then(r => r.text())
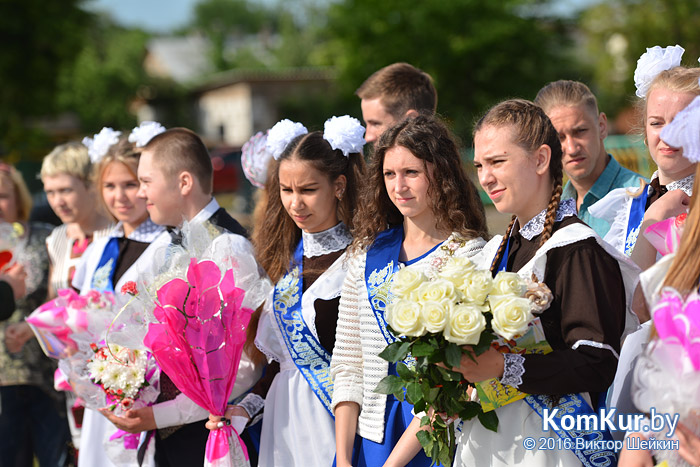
top-left (427, 387), bottom-right (441, 403)
top-left (374, 375), bottom-right (404, 394)
top-left (416, 428), bottom-right (434, 453)
top-left (413, 399), bottom-right (427, 413)
top-left (472, 330), bottom-right (495, 356)
top-left (445, 342), bottom-right (463, 369)
top-left (406, 381), bottom-right (422, 404)
top-left (439, 443), bottom-right (453, 467)
top-left (459, 401), bottom-right (483, 420)
top-left (420, 415), bottom-right (431, 427)
top-left (378, 341), bottom-right (411, 363)
top-left (436, 365), bottom-right (463, 382)
top-left (412, 340), bottom-right (437, 357)
top-left (393, 390), bottom-right (405, 402)
top-left (478, 409), bottom-right (499, 432)
top-left (396, 361), bottom-right (413, 379)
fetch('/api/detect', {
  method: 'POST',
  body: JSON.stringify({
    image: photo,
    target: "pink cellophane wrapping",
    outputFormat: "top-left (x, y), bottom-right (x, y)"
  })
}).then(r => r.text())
top-left (28, 288), bottom-right (161, 466)
top-left (144, 259), bottom-right (253, 467)
top-left (643, 213), bottom-right (687, 256)
top-left (633, 288), bottom-right (700, 466)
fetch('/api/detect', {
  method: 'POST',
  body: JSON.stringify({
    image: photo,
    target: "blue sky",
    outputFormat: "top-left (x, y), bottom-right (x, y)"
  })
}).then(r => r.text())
top-left (86, 0), bottom-right (596, 33)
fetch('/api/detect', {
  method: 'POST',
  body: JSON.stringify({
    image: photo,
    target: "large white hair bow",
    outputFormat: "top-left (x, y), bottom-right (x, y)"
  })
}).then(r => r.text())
top-left (634, 45), bottom-right (685, 98)
top-left (266, 119), bottom-right (308, 160)
top-left (128, 121), bottom-right (166, 148)
top-left (323, 115), bottom-right (365, 157)
top-left (82, 127), bottom-right (122, 164)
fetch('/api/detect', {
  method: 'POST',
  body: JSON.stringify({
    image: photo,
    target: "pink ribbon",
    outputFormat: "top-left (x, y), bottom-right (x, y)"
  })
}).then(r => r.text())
top-left (109, 429), bottom-right (140, 450)
top-left (205, 425), bottom-right (249, 463)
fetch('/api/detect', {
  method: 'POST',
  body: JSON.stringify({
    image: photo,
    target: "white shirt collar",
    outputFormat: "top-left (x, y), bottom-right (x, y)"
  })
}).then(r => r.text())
top-left (302, 222), bottom-right (352, 258)
top-left (648, 171), bottom-right (694, 196)
top-left (110, 218), bottom-right (165, 242)
top-left (517, 198), bottom-right (577, 241)
top-left (189, 198), bottom-right (220, 226)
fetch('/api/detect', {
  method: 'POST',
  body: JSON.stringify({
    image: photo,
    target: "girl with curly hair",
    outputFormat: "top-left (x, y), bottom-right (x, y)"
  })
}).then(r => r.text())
top-left (331, 114), bottom-right (488, 467)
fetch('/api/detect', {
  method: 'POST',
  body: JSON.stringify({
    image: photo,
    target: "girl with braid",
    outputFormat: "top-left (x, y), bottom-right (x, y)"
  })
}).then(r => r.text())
top-left (448, 99), bottom-right (638, 467)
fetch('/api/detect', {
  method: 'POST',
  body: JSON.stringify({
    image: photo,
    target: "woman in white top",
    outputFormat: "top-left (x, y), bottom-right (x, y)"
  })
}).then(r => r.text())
top-left (331, 115), bottom-right (488, 467)
top-left (74, 130), bottom-right (168, 467)
top-left (590, 48), bottom-right (700, 271)
top-left (207, 117), bottom-right (366, 466)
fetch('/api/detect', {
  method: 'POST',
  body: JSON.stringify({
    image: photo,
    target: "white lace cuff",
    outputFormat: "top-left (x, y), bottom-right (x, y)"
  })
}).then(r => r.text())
top-left (234, 393), bottom-right (265, 420)
top-left (500, 353), bottom-right (526, 388)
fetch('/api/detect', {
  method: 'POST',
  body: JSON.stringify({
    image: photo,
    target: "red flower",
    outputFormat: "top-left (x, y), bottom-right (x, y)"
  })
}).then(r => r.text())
top-left (121, 398), bottom-right (134, 410)
top-left (121, 281), bottom-right (138, 296)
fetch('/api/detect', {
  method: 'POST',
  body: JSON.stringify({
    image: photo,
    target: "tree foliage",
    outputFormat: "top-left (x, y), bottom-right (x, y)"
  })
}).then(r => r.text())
top-left (579, 0), bottom-right (700, 116)
top-left (55, 17), bottom-right (150, 134)
top-left (323, 0), bottom-right (576, 139)
top-left (0, 0), bottom-right (91, 156)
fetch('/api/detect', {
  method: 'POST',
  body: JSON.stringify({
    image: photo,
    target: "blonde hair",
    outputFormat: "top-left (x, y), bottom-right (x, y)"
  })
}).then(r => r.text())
top-left (93, 137), bottom-right (141, 220)
top-left (40, 142), bottom-right (93, 184)
top-left (534, 79), bottom-right (600, 117)
top-left (0, 165), bottom-right (32, 222)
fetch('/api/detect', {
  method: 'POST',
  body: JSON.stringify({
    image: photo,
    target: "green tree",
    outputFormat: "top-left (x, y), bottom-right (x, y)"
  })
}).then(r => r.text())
top-left (191, 0), bottom-right (280, 70)
top-left (55, 17), bottom-right (151, 133)
top-left (323, 0), bottom-right (576, 140)
top-left (579, 0), bottom-right (700, 117)
top-left (0, 0), bottom-right (91, 158)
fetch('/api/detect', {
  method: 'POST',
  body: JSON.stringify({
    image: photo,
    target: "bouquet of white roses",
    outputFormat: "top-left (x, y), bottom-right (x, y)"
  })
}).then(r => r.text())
top-left (375, 256), bottom-right (552, 466)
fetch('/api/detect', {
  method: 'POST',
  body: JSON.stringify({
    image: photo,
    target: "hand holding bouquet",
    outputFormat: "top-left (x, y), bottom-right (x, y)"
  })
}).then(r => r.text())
top-left (375, 256), bottom-right (552, 466)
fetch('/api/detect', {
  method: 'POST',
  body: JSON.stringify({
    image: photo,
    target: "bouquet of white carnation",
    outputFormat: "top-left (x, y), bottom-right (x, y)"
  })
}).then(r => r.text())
top-left (375, 256), bottom-right (552, 466)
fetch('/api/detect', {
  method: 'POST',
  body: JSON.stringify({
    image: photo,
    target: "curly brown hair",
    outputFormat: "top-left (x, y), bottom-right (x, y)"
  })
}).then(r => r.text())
top-left (351, 115), bottom-right (488, 251)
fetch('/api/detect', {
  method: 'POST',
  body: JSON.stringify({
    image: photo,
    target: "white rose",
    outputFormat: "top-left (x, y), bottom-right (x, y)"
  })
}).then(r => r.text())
top-left (491, 296), bottom-right (534, 340)
top-left (386, 299), bottom-right (426, 337)
top-left (634, 45), bottom-right (684, 98)
top-left (444, 304), bottom-right (486, 345)
top-left (421, 300), bottom-right (449, 334)
top-left (439, 257), bottom-right (476, 288)
top-left (493, 272), bottom-right (527, 297)
top-left (416, 279), bottom-right (459, 304)
top-left (391, 267), bottom-right (426, 299)
top-left (461, 269), bottom-right (493, 305)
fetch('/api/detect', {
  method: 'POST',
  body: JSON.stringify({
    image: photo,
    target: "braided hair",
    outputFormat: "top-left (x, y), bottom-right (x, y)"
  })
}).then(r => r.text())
top-left (473, 99), bottom-right (563, 274)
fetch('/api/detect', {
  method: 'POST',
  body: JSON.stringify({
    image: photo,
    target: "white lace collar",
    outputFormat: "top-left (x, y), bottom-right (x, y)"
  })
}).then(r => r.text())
top-left (518, 198), bottom-right (577, 241)
top-left (302, 222), bottom-right (352, 258)
top-left (648, 171), bottom-right (694, 196)
top-left (110, 218), bottom-right (165, 243)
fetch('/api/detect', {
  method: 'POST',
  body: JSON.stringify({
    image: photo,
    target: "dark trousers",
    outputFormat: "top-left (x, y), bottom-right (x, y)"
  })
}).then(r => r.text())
top-left (0, 385), bottom-right (69, 467)
top-left (154, 421), bottom-right (210, 467)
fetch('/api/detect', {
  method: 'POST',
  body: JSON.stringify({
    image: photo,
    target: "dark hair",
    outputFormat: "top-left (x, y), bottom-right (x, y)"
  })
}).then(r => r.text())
top-left (473, 99), bottom-right (563, 273)
top-left (352, 115), bottom-right (488, 251)
top-left (356, 63), bottom-right (437, 119)
top-left (143, 128), bottom-right (213, 194)
top-left (253, 131), bottom-right (366, 283)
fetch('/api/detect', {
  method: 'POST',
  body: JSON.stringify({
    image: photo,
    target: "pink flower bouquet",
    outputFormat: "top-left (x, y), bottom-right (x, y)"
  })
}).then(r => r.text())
top-left (143, 258), bottom-right (254, 467)
top-left (643, 213), bottom-right (687, 256)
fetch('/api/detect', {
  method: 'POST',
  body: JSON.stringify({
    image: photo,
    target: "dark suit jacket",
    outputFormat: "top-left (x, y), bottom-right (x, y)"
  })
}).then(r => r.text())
top-left (208, 207), bottom-right (248, 238)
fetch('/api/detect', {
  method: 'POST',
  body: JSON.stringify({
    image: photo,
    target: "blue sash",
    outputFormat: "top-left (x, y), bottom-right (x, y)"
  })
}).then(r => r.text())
top-left (524, 394), bottom-right (616, 466)
top-left (496, 237), bottom-right (511, 273)
top-left (91, 237), bottom-right (120, 292)
top-left (364, 226), bottom-right (404, 346)
top-left (624, 185), bottom-right (649, 256)
top-left (272, 240), bottom-right (334, 417)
